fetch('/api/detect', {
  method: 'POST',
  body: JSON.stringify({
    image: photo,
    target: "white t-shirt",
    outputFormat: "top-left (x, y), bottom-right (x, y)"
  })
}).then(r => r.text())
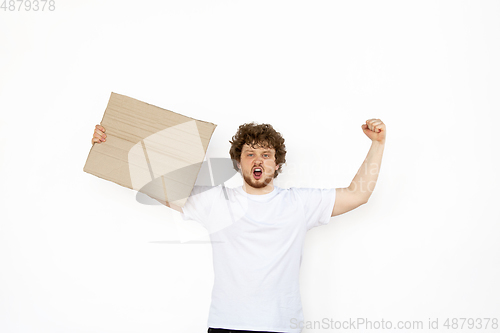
top-left (181, 185), bottom-right (337, 333)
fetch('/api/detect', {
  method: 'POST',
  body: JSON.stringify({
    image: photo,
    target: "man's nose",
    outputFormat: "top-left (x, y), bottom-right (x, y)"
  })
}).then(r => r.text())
top-left (253, 155), bottom-right (263, 164)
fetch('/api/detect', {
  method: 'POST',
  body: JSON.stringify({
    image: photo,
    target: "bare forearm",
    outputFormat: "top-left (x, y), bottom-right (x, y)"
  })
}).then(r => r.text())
top-left (348, 140), bottom-right (385, 203)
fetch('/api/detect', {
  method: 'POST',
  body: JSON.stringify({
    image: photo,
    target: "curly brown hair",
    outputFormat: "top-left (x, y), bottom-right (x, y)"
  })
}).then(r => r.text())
top-left (229, 123), bottom-right (287, 178)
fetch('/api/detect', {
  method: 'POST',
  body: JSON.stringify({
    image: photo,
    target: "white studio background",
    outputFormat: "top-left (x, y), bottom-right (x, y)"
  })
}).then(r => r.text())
top-left (1, 1), bottom-right (499, 332)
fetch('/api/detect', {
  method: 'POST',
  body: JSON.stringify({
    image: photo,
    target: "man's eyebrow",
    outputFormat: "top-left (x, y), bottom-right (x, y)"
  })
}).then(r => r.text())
top-left (242, 148), bottom-right (274, 153)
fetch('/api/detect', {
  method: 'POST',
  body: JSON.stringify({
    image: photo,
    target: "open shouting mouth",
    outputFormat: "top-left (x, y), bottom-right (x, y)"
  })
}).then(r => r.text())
top-left (253, 167), bottom-right (263, 180)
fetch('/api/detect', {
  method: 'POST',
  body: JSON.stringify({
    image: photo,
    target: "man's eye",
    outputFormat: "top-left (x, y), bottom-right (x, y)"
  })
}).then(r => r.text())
top-left (263, 154), bottom-right (269, 157)
top-left (248, 154), bottom-right (253, 157)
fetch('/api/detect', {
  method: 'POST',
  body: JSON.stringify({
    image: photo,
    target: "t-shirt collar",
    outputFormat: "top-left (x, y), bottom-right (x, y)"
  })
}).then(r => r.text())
top-left (236, 185), bottom-right (280, 201)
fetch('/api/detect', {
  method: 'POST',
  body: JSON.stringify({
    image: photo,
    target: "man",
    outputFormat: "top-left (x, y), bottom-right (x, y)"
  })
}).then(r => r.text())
top-left (91, 119), bottom-right (386, 333)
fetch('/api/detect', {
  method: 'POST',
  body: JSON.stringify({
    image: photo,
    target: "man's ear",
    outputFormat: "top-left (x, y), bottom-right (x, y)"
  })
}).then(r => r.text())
top-left (237, 161), bottom-right (241, 170)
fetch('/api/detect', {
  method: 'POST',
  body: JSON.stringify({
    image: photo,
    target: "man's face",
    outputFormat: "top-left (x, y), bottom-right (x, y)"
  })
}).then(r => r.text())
top-left (237, 143), bottom-right (279, 189)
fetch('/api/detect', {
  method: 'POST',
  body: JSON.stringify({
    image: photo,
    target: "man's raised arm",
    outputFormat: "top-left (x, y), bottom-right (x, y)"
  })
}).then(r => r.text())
top-left (332, 118), bottom-right (386, 217)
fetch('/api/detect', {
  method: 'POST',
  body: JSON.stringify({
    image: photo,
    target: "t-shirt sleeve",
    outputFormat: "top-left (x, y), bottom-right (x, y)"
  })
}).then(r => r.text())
top-left (295, 188), bottom-right (337, 230)
top-left (181, 185), bottom-right (219, 228)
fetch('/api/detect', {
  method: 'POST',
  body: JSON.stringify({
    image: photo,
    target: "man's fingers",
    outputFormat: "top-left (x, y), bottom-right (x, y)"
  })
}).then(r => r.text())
top-left (365, 119), bottom-right (384, 133)
top-left (95, 128), bottom-right (106, 138)
top-left (92, 130), bottom-right (106, 145)
top-left (91, 124), bottom-right (107, 146)
top-left (367, 122), bottom-right (375, 131)
top-left (370, 123), bottom-right (382, 132)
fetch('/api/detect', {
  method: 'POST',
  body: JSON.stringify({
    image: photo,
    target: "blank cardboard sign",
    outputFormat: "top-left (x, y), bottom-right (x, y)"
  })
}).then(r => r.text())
top-left (83, 92), bottom-right (217, 210)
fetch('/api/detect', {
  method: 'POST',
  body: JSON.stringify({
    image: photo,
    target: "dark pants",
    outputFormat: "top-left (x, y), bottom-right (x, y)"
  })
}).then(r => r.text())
top-left (208, 328), bottom-right (285, 333)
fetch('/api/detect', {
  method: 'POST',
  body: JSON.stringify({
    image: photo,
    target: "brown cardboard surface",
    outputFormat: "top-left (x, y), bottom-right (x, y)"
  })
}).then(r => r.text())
top-left (83, 92), bottom-right (217, 210)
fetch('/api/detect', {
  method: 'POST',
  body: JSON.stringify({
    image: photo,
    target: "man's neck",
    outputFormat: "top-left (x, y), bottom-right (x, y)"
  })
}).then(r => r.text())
top-left (242, 181), bottom-right (275, 195)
